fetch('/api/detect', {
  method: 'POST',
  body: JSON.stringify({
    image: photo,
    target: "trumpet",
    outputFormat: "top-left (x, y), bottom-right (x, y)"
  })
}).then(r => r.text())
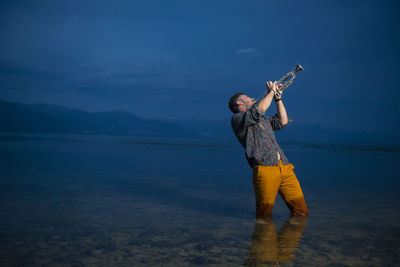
top-left (255, 64), bottom-right (304, 103)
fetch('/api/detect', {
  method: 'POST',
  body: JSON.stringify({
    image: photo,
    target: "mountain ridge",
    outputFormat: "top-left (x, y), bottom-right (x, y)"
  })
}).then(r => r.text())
top-left (1, 100), bottom-right (398, 145)
top-left (0, 100), bottom-right (197, 137)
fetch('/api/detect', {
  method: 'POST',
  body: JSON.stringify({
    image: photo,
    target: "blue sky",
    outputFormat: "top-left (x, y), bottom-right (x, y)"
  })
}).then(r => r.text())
top-left (0, 0), bottom-right (399, 135)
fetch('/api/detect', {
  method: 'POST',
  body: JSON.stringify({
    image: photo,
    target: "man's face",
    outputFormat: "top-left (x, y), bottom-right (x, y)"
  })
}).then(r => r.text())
top-left (237, 95), bottom-right (255, 112)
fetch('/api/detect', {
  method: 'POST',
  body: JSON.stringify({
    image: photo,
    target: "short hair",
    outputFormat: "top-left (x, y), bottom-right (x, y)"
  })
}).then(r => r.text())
top-left (228, 93), bottom-right (245, 113)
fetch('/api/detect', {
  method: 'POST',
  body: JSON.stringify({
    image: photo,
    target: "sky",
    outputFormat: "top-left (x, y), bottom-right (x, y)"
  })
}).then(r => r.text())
top-left (0, 0), bottom-right (399, 135)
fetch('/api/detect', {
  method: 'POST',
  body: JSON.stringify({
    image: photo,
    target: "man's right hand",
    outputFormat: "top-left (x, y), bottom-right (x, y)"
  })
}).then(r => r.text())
top-left (266, 81), bottom-right (282, 99)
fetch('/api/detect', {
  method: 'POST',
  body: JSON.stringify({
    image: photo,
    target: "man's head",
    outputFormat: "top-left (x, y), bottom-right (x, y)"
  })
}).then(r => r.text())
top-left (228, 93), bottom-right (255, 113)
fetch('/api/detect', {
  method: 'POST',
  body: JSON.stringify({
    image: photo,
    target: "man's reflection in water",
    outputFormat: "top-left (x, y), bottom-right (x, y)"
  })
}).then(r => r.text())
top-left (244, 216), bottom-right (308, 266)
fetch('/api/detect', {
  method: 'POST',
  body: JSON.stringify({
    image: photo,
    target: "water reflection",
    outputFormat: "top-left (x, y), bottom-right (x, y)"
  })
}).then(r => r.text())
top-left (244, 216), bottom-right (308, 266)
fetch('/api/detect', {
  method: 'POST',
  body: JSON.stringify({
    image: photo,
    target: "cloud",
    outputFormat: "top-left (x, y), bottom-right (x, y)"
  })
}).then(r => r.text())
top-left (235, 48), bottom-right (258, 54)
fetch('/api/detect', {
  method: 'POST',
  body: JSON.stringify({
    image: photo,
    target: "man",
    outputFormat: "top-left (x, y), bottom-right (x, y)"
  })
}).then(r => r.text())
top-left (229, 81), bottom-right (308, 223)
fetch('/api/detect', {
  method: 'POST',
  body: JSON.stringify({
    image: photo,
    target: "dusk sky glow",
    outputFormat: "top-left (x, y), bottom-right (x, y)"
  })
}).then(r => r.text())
top-left (0, 0), bottom-right (399, 135)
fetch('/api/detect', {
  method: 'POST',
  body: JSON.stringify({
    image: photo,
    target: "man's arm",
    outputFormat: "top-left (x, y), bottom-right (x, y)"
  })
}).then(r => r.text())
top-left (275, 99), bottom-right (289, 126)
top-left (256, 90), bottom-right (275, 113)
top-left (257, 80), bottom-right (282, 113)
top-left (268, 81), bottom-right (289, 126)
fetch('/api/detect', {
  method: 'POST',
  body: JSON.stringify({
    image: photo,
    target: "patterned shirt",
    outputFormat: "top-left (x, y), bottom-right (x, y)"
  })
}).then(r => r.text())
top-left (231, 105), bottom-right (290, 167)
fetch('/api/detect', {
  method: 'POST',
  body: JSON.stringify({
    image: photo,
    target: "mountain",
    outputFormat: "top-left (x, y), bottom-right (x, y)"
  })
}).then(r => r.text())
top-left (1, 100), bottom-right (398, 145)
top-left (0, 100), bottom-right (197, 137)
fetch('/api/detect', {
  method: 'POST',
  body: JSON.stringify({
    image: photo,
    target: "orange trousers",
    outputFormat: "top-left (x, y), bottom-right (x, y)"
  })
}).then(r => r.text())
top-left (252, 160), bottom-right (308, 217)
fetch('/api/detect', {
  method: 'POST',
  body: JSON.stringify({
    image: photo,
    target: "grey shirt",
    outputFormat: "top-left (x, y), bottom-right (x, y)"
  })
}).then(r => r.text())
top-left (231, 105), bottom-right (290, 167)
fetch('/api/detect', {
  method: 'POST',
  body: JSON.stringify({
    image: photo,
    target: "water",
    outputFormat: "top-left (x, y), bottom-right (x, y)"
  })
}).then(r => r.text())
top-left (0, 133), bottom-right (399, 266)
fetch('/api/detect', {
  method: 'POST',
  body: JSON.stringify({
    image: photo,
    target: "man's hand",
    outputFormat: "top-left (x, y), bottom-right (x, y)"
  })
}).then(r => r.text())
top-left (266, 81), bottom-right (283, 100)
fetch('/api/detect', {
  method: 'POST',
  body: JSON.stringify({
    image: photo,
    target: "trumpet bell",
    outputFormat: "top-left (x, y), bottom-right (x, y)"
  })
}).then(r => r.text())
top-left (293, 64), bottom-right (304, 74)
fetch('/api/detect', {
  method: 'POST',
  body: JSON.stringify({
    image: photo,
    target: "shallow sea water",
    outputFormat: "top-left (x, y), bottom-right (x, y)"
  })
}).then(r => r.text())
top-left (0, 133), bottom-right (399, 266)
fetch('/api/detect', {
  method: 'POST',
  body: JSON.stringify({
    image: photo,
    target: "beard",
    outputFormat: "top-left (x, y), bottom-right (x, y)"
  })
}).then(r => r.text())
top-left (248, 100), bottom-right (256, 109)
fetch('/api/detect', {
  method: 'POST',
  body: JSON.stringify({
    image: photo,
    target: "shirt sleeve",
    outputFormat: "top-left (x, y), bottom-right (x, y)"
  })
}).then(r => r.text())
top-left (269, 113), bottom-right (289, 131)
top-left (231, 105), bottom-right (264, 137)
